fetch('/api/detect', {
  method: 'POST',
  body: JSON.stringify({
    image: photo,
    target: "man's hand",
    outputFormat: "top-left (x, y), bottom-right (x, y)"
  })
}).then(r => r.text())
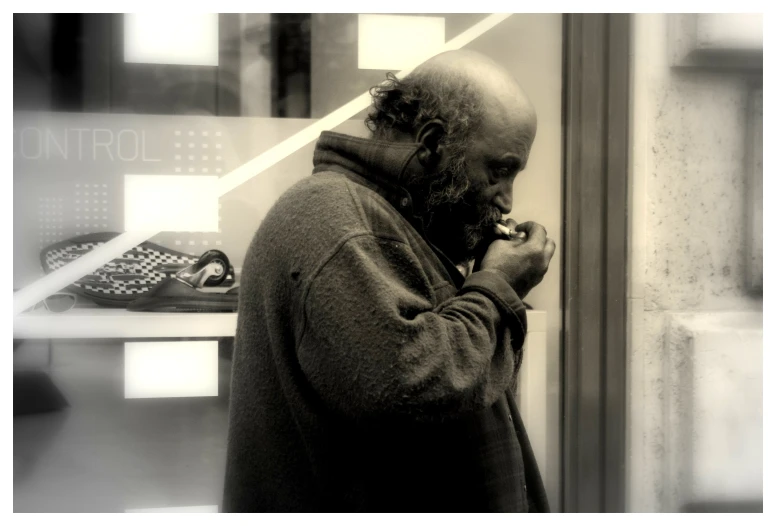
top-left (476, 219), bottom-right (556, 299)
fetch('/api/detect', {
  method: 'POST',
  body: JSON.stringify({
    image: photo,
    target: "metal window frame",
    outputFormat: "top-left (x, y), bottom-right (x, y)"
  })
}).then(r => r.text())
top-left (561, 13), bottom-right (630, 513)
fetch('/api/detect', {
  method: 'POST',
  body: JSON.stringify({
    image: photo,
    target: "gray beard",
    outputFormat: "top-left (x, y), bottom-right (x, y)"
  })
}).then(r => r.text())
top-left (409, 165), bottom-right (501, 266)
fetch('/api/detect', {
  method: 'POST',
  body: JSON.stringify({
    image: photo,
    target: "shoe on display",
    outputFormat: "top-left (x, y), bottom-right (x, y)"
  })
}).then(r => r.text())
top-left (39, 232), bottom-right (237, 310)
top-left (127, 250), bottom-right (239, 313)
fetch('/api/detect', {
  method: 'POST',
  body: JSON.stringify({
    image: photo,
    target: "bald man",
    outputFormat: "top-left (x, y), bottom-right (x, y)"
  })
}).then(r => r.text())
top-left (223, 50), bottom-right (555, 512)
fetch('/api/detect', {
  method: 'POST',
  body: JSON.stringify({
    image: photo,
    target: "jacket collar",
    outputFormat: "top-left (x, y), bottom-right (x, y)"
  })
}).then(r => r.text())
top-left (312, 131), bottom-right (421, 216)
top-left (311, 131), bottom-right (465, 287)
top-left (313, 131), bottom-right (419, 183)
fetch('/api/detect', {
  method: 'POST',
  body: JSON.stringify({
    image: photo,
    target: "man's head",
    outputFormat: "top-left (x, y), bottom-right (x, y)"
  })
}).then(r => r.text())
top-left (365, 50), bottom-right (537, 265)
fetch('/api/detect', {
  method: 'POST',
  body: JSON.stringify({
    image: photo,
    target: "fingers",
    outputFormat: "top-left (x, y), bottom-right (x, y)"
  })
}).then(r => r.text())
top-left (498, 218), bottom-right (527, 241)
top-left (544, 238), bottom-right (556, 262)
top-left (493, 218), bottom-right (526, 241)
top-left (516, 221), bottom-right (547, 245)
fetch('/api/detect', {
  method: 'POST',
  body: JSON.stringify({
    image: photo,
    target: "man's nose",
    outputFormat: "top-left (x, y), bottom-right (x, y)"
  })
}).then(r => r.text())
top-left (493, 181), bottom-right (513, 215)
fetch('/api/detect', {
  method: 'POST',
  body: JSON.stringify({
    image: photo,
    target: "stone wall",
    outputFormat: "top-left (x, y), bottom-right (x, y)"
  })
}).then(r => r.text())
top-left (627, 13), bottom-right (763, 512)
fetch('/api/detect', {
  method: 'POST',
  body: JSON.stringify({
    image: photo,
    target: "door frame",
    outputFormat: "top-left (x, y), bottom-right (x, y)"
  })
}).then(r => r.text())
top-left (561, 13), bottom-right (630, 513)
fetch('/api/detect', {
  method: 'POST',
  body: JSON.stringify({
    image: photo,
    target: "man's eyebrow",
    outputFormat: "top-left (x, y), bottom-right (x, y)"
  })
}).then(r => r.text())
top-left (499, 152), bottom-right (524, 169)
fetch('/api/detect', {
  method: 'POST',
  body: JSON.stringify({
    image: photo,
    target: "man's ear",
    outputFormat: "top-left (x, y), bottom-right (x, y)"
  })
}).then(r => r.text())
top-left (414, 119), bottom-right (447, 170)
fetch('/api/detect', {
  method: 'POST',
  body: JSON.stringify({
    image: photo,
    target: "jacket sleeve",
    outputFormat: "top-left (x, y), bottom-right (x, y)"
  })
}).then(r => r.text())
top-left (297, 233), bottom-right (527, 422)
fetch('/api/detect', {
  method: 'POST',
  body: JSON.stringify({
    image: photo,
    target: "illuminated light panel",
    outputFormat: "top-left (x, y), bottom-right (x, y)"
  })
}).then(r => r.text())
top-left (358, 14), bottom-right (445, 70)
top-left (124, 14), bottom-right (219, 66)
top-left (124, 341), bottom-right (218, 399)
top-left (124, 175), bottom-right (218, 232)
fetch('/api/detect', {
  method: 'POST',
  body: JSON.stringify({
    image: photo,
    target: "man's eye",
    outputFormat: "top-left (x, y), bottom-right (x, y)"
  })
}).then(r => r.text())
top-left (495, 167), bottom-right (511, 178)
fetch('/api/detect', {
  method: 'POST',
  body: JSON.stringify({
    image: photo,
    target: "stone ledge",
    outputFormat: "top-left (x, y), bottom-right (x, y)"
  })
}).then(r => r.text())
top-left (669, 14), bottom-right (763, 70)
top-left (663, 311), bottom-right (762, 511)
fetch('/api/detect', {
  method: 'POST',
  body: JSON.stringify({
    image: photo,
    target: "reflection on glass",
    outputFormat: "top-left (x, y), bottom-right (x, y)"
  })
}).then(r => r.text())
top-left (13, 13), bottom-right (563, 512)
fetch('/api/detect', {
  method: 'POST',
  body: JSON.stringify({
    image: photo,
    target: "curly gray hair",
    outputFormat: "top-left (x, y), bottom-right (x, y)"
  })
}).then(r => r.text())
top-left (366, 70), bottom-right (485, 142)
top-left (365, 71), bottom-right (486, 206)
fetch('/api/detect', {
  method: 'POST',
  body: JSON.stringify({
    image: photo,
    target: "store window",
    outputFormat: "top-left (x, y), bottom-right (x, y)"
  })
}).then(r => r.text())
top-left (13, 13), bottom-right (563, 512)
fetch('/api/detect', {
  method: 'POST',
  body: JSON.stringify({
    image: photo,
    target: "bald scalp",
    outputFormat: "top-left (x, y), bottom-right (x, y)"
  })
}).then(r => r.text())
top-left (366, 49), bottom-right (536, 145)
top-left (417, 50), bottom-right (536, 133)
top-left (412, 50), bottom-right (526, 105)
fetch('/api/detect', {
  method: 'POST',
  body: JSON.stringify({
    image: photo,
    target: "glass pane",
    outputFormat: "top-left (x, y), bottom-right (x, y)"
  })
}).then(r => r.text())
top-left (14, 13), bottom-right (562, 512)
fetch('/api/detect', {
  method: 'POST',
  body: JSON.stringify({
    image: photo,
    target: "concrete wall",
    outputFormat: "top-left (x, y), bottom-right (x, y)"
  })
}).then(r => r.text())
top-left (627, 14), bottom-right (763, 512)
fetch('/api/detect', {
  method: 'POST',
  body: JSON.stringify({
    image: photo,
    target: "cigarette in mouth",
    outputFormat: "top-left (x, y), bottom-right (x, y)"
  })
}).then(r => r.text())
top-left (495, 223), bottom-right (526, 239)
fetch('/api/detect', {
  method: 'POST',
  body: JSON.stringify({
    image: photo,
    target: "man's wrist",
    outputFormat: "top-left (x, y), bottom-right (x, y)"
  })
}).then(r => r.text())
top-left (478, 268), bottom-right (512, 288)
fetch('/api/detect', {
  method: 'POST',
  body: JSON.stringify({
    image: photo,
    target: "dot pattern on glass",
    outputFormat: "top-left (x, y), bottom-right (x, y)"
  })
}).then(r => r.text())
top-left (38, 196), bottom-right (65, 248)
top-left (175, 129), bottom-right (226, 177)
top-left (73, 182), bottom-right (110, 237)
top-left (171, 129), bottom-right (225, 248)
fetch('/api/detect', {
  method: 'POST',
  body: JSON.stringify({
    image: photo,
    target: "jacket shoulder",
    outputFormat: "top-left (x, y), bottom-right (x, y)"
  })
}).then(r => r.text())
top-left (262, 171), bottom-right (406, 246)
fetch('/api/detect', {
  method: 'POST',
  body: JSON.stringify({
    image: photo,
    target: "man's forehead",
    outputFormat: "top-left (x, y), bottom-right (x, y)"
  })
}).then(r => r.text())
top-left (492, 106), bottom-right (536, 134)
top-left (476, 103), bottom-right (537, 158)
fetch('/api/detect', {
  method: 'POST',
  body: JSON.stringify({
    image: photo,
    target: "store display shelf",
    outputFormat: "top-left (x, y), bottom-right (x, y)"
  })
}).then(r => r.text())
top-left (13, 309), bottom-right (546, 340)
top-left (13, 308), bottom-right (239, 339)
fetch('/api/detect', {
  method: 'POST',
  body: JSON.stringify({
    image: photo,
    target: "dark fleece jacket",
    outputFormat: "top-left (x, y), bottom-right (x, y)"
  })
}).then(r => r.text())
top-left (222, 131), bottom-right (549, 512)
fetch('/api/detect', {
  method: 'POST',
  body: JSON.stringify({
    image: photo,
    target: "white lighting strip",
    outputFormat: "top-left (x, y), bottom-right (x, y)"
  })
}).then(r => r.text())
top-left (124, 13), bottom-right (220, 66)
top-left (124, 340), bottom-right (219, 399)
top-left (358, 15), bottom-right (446, 70)
top-left (13, 13), bottom-right (512, 316)
top-left (125, 174), bottom-right (220, 232)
